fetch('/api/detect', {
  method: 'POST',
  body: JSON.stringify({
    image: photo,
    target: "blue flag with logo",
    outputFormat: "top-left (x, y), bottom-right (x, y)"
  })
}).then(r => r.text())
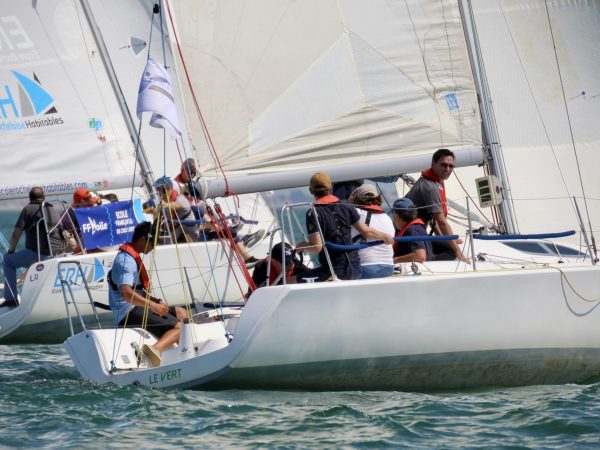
top-left (74, 199), bottom-right (146, 250)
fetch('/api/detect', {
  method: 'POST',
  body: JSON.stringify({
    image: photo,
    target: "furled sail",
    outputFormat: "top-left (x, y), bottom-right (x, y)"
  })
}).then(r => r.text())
top-left (471, 0), bottom-right (600, 240)
top-left (167, 0), bottom-right (484, 193)
top-left (0, 1), bottom-right (138, 200)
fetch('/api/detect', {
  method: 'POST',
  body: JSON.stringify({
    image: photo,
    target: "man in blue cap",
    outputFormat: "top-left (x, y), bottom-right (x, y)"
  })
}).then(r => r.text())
top-left (391, 197), bottom-right (432, 263)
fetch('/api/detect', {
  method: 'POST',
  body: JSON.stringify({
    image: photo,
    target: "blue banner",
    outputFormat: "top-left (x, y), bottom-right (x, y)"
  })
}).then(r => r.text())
top-left (74, 199), bottom-right (146, 250)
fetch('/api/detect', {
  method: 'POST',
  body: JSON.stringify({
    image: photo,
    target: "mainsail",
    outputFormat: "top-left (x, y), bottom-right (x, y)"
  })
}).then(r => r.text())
top-left (167, 0), bottom-right (485, 194)
top-left (0, 1), bottom-right (138, 200)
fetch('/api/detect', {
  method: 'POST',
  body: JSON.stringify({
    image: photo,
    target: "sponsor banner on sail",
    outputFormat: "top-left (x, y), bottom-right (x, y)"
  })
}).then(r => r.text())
top-left (0, 2), bottom-right (136, 191)
top-left (75, 199), bottom-right (145, 250)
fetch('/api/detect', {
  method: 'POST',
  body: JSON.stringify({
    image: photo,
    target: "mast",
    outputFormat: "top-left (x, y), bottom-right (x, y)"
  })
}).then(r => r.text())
top-left (78, 0), bottom-right (155, 194)
top-left (458, 0), bottom-right (517, 234)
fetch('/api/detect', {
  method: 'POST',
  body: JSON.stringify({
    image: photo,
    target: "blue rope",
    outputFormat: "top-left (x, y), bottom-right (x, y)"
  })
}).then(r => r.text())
top-left (326, 234), bottom-right (459, 251)
top-left (473, 230), bottom-right (576, 240)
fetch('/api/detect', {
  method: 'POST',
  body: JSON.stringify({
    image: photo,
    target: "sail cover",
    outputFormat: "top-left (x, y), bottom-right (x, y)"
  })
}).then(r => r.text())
top-left (0, 1), bottom-right (137, 199)
top-left (168, 0), bottom-right (483, 176)
top-left (471, 0), bottom-right (600, 240)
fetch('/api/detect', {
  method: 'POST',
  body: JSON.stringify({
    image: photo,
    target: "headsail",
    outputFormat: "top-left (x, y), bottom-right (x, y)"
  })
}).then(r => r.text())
top-left (167, 0), bottom-right (485, 194)
top-left (470, 0), bottom-right (600, 239)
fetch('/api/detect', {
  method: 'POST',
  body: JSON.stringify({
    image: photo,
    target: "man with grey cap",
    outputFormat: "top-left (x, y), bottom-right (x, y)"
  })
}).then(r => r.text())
top-left (149, 175), bottom-right (197, 242)
top-left (294, 172), bottom-right (395, 282)
top-left (391, 197), bottom-right (432, 263)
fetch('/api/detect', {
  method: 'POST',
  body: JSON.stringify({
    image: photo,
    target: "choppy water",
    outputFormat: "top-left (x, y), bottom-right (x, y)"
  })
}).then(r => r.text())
top-left (3, 212), bottom-right (600, 448)
top-left (2, 344), bottom-right (600, 448)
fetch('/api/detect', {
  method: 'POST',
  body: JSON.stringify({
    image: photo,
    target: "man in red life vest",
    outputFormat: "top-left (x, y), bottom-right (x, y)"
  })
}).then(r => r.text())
top-left (391, 197), bottom-right (432, 263)
top-left (108, 221), bottom-right (186, 367)
top-left (405, 149), bottom-right (470, 263)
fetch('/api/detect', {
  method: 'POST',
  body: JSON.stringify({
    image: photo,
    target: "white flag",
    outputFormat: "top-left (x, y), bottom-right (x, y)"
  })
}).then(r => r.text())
top-left (136, 58), bottom-right (181, 138)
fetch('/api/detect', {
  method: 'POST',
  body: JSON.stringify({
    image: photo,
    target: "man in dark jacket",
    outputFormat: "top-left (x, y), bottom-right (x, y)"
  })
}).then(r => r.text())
top-left (250, 242), bottom-right (308, 291)
top-left (2, 187), bottom-right (64, 307)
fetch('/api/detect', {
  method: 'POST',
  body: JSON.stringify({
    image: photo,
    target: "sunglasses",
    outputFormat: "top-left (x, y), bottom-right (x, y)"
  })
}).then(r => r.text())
top-left (439, 163), bottom-right (455, 169)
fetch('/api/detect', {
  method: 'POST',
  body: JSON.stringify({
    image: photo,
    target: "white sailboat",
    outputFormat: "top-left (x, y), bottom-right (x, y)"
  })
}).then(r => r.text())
top-left (0, 0), bottom-right (272, 343)
top-left (65, 0), bottom-right (600, 390)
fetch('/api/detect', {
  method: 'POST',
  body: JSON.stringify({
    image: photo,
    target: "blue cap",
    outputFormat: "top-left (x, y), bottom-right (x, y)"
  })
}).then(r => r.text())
top-left (153, 175), bottom-right (173, 189)
top-left (392, 197), bottom-right (415, 210)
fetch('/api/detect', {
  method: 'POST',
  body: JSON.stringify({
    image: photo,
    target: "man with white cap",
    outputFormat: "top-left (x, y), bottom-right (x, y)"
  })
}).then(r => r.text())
top-left (348, 184), bottom-right (395, 278)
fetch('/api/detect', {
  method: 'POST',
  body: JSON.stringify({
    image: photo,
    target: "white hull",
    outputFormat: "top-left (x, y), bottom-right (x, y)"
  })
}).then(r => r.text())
top-left (1, 238), bottom-right (270, 344)
top-left (65, 243), bottom-right (600, 390)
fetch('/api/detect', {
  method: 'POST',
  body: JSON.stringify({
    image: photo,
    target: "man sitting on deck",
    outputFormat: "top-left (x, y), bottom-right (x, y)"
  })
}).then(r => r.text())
top-left (391, 198), bottom-right (432, 264)
top-left (405, 148), bottom-right (470, 263)
top-left (108, 221), bottom-right (186, 367)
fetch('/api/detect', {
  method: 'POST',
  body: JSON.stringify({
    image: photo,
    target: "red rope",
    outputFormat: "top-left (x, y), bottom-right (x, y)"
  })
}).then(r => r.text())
top-left (164, 0), bottom-right (231, 196)
top-left (203, 206), bottom-right (249, 297)
top-left (213, 204), bottom-right (256, 292)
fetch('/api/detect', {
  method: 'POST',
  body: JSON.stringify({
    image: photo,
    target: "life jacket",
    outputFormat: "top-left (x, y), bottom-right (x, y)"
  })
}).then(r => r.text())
top-left (266, 257), bottom-right (296, 285)
top-left (107, 243), bottom-right (150, 293)
top-left (393, 218), bottom-right (426, 253)
top-left (421, 168), bottom-right (447, 217)
top-left (352, 204), bottom-right (385, 243)
top-left (164, 190), bottom-right (193, 221)
top-left (312, 194), bottom-right (353, 247)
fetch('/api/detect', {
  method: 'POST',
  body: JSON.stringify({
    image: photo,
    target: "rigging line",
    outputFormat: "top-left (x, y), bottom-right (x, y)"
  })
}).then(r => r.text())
top-left (495, 1), bottom-right (573, 203)
top-left (158, 1), bottom-right (169, 177)
top-left (159, 0), bottom-right (167, 69)
top-left (543, 0), bottom-right (596, 256)
top-left (164, 0), bottom-right (231, 195)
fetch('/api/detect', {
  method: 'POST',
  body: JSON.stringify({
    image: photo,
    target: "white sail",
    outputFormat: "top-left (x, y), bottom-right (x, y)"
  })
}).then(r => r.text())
top-left (470, 0), bottom-right (600, 241)
top-left (168, 0), bottom-right (484, 184)
top-left (84, 0), bottom-right (193, 180)
top-left (0, 1), bottom-right (137, 198)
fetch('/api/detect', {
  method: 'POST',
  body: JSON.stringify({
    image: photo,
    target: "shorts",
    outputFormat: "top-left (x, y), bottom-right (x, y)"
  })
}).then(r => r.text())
top-left (119, 305), bottom-right (179, 338)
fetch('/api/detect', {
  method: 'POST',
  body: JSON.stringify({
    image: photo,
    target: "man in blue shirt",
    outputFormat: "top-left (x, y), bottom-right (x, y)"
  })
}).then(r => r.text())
top-left (108, 221), bottom-right (185, 367)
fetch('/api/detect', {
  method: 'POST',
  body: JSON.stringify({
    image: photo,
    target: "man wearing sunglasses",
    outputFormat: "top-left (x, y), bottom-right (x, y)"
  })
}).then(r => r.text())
top-left (406, 148), bottom-right (470, 264)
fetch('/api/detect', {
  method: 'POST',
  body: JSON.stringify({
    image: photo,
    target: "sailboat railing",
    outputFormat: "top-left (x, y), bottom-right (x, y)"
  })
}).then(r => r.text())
top-left (281, 202), bottom-right (338, 282)
top-left (572, 197), bottom-right (597, 265)
top-left (58, 260), bottom-right (103, 337)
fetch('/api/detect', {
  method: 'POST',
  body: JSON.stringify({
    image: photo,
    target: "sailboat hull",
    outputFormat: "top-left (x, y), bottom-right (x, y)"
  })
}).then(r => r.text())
top-left (65, 260), bottom-right (600, 390)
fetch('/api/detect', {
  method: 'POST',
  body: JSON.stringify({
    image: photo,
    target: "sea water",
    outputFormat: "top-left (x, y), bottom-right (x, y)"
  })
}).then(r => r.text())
top-left (2, 213), bottom-right (600, 448)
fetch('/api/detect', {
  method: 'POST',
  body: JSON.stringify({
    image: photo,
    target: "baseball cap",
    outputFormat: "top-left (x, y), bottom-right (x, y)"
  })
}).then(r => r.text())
top-left (271, 242), bottom-right (294, 267)
top-left (73, 188), bottom-right (100, 206)
top-left (309, 172), bottom-right (332, 192)
top-left (153, 175), bottom-right (173, 189)
top-left (392, 197), bottom-right (416, 211)
top-left (352, 184), bottom-right (378, 200)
